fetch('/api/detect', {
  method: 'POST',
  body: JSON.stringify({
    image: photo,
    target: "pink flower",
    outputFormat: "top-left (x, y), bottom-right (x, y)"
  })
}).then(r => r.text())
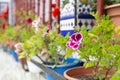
top-left (8, 41), bottom-right (16, 48)
top-left (66, 33), bottom-right (82, 50)
top-left (19, 20), bottom-right (24, 24)
top-left (27, 18), bottom-right (32, 24)
top-left (44, 27), bottom-right (50, 35)
top-left (70, 32), bottom-right (82, 43)
top-left (66, 41), bottom-right (70, 48)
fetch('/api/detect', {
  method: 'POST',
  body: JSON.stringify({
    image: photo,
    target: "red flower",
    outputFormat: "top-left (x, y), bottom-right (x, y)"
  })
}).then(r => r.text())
top-left (51, 4), bottom-right (56, 8)
top-left (1, 22), bottom-right (6, 30)
top-left (27, 18), bottom-right (32, 24)
top-left (0, 12), bottom-right (8, 19)
top-left (0, 5), bottom-right (8, 19)
top-left (52, 8), bottom-right (60, 18)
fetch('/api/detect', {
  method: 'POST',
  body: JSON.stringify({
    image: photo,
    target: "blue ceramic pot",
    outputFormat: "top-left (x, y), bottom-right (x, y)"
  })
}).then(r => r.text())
top-left (45, 58), bottom-right (83, 80)
top-left (2, 44), bottom-right (8, 52)
top-left (7, 49), bottom-right (18, 62)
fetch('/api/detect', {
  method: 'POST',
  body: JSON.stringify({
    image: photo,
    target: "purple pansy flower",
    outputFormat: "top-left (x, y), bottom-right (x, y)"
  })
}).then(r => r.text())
top-left (66, 32), bottom-right (82, 50)
top-left (27, 18), bottom-right (32, 24)
top-left (70, 32), bottom-right (82, 43)
top-left (44, 26), bottom-right (50, 35)
top-left (66, 41), bottom-right (70, 48)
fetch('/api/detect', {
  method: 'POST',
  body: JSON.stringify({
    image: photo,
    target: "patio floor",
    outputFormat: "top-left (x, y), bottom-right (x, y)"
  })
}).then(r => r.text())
top-left (0, 48), bottom-right (46, 80)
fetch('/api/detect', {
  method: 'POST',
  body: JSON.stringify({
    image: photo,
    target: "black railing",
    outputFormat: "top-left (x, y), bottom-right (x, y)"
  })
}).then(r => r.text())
top-left (30, 59), bottom-right (66, 80)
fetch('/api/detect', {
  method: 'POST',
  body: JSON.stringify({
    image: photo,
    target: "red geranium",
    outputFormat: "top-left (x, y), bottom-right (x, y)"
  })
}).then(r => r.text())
top-left (0, 5), bottom-right (8, 19)
top-left (1, 22), bottom-right (6, 30)
top-left (51, 4), bottom-right (56, 8)
top-left (52, 8), bottom-right (60, 18)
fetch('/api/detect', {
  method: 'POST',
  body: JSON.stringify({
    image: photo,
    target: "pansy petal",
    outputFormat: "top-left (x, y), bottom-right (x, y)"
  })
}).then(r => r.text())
top-left (70, 33), bottom-right (76, 41)
top-left (76, 33), bottom-right (82, 42)
top-left (72, 44), bottom-right (79, 50)
top-left (69, 41), bottom-right (76, 47)
top-left (66, 41), bottom-right (70, 47)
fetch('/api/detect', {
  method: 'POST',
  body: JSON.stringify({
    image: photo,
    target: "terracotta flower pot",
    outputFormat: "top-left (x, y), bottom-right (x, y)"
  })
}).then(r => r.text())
top-left (105, 4), bottom-right (120, 27)
top-left (64, 66), bottom-right (115, 80)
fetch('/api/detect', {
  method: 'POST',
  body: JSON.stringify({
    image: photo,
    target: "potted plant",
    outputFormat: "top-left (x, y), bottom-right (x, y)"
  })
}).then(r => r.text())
top-left (105, 0), bottom-right (120, 27)
top-left (0, 11), bottom-right (35, 71)
top-left (64, 13), bottom-right (120, 80)
top-left (0, 10), bottom-right (35, 50)
top-left (16, 17), bottom-right (83, 80)
top-left (0, 23), bottom-right (34, 60)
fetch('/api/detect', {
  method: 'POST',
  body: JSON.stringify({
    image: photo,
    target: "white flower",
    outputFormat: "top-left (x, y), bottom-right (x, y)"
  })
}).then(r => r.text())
top-left (14, 42), bottom-right (23, 55)
top-left (32, 17), bottom-right (42, 31)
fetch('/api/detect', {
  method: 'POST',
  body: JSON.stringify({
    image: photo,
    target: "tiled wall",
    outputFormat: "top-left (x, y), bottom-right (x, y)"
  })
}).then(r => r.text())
top-left (60, 0), bottom-right (96, 36)
top-left (77, 3), bottom-right (96, 30)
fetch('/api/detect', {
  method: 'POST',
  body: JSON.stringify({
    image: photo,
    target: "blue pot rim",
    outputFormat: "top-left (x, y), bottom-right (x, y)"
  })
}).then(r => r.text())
top-left (46, 58), bottom-right (81, 68)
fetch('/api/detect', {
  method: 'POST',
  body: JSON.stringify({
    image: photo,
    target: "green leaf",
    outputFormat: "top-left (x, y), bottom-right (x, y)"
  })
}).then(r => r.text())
top-left (65, 48), bottom-right (73, 59)
top-left (52, 65), bottom-right (57, 68)
top-left (111, 70), bottom-right (120, 80)
top-left (84, 61), bottom-right (94, 68)
top-left (19, 52), bottom-right (26, 59)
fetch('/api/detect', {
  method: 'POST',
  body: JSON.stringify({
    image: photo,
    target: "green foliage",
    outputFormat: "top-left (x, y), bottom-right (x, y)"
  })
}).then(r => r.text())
top-left (65, 13), bottom-right (120, 79)
top-left (65, 48), bottom-right (73, 59)
top-left (19, 26), bottom-right (70, 65)
top-left (0, 25), bottom-right (18, 49)
top-left (81, 14), bottom-right (120, 78)
top-left (62, 0), bottom-right (69, 8)
top-left (0, 25), bottom-right (16, 42)
top-left (0, 11), bottom-right (35, 49)
top-left (111, 70), bottom-right (120, 80)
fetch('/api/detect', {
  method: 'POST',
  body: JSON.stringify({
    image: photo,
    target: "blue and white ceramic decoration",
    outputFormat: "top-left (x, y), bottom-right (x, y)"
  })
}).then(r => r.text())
top-left (60, 3), bottom-right (75, 36)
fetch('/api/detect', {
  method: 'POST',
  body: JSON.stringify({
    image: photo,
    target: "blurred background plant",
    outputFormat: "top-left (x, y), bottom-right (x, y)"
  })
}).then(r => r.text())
top-left (18, 24), bottom-right (70, 65)
top-left (0, 10), bottom-right (35, 50)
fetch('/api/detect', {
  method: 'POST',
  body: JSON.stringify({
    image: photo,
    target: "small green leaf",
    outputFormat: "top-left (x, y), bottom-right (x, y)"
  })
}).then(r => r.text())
top-left (65, 48), bottom-right (73, 59)
top-left (52, 65), bottom-right (57, 68)
top-left (19, 52), bottom-right (26, 59)
top-left (111, 70), bottom-right (120, 80)
top-left (84, 61), bottom-right (94, 68)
